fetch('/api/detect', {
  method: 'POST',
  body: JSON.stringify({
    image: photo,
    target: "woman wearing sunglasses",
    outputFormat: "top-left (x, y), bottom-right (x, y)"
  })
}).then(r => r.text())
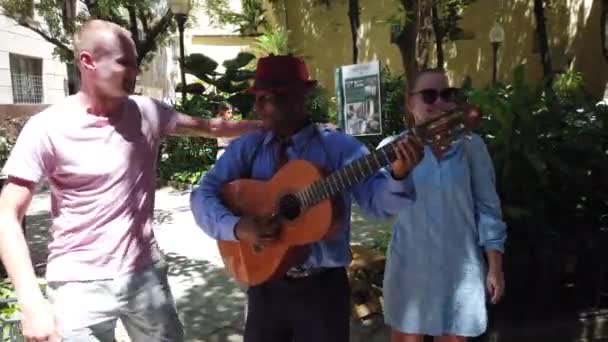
top-left (380, 69), bottom-right (507, 342)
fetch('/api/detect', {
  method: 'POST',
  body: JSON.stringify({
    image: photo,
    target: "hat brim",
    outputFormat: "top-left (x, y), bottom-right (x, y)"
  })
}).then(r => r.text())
top-left (246, 80), bottom-right (318, 95)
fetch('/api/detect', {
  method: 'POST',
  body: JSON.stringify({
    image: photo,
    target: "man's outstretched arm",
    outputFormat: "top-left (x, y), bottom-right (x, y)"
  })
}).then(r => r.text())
top-left (170, 113), bottom-right (262, 138)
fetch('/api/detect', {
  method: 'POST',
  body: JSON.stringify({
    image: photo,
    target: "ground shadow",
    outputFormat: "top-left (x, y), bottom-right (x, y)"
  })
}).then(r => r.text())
top-left (164, 252), bottom-right (247, 342)
top-left (164, 250), bottom-right (393, 342)
top-left (23, 210), bottom-right (51, 276)
top-left (154, 209), bottom-right (175, 226)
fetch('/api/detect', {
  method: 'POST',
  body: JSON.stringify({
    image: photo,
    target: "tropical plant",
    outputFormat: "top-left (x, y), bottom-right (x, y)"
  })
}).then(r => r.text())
top-left (467, 65), bottom-right (607, 228)
top-left (181, 52), bottom-right (257, 115)
top-left (306, 86), bottom-right (334, 124)
top-left (552, 69), bottom-right (585, 102)
top-left (465, 65), bottom-right (608, 309)
top-left (250, 25), bottom-right (295, 57)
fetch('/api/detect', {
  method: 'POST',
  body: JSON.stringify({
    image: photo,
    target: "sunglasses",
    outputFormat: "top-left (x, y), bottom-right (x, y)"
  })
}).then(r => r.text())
top-left (410, 87), bottom-right (460, 105)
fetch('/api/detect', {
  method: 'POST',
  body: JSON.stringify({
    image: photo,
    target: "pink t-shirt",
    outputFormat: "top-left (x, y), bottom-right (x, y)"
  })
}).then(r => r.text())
top-left (2, 95), bottom-right (177, 281)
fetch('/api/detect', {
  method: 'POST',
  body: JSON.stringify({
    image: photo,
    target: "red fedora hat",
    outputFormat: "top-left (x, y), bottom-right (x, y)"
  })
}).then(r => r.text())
top-left (247, 55), bottom-right (318, 94)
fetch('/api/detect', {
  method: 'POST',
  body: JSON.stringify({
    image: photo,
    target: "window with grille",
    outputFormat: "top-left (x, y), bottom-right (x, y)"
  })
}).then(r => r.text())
top-left (10, 54), bottom-right (44, 104)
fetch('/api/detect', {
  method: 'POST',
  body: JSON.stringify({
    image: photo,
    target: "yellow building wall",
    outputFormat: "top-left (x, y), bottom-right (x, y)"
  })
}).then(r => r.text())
top-left (448, 0), bottom-right (607, 96)
top-left (273, 0), bottom-right (404, 94)
top-left (270, 0), bottom-right (607, 99)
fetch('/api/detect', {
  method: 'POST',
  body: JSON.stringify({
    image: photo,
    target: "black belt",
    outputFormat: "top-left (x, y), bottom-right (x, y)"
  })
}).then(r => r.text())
top-left (284, 267), bottom-right (334, 280)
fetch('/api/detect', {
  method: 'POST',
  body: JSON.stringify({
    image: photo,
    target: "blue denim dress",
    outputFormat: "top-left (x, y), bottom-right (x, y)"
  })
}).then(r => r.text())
top-left (379, 134), bottom-right (507, 336)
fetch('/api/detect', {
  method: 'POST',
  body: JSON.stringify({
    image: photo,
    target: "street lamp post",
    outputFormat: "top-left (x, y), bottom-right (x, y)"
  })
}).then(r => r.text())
top-left (489, 20), bottom-right (505, 85)
top-left (168, 0), bottom-right (191, 104)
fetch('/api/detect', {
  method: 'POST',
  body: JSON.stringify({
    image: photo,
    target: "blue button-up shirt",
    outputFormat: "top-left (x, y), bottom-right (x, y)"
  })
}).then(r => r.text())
top-left (190, 123), bottom-right (416, 269)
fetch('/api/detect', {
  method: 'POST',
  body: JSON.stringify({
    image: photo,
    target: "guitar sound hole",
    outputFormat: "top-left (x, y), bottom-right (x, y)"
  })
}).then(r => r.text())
top-left (278, 193), bottom-right (301, 220)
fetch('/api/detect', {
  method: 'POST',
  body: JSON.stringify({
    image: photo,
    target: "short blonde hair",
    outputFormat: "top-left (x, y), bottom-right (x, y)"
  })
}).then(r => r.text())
top-left (73, 19), bottom-right (132, 64)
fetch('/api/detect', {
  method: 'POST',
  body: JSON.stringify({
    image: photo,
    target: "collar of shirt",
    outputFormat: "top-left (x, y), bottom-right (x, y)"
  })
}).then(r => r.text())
top-left (262, 123), bottom-right (318, 155)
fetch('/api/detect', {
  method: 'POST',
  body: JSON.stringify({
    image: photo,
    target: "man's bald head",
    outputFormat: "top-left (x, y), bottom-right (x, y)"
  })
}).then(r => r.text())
top-left (73, 20), bottom-right (136, 65)
top-left (74, 19), bottom-right (139, 101)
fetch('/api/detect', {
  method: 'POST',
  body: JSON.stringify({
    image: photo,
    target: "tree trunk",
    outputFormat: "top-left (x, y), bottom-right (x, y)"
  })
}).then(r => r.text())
top-left (347, 0), bottom-right (360, 64)
top-left (602, 0), bottom-right (608, 61)
top-left (431, 4), bottom-right (445, 69)
top-left (397, 0), bottom-right (420, 91)
top-left (533, 0), bottom-right (553, 83)
top-left (63, 0), bottom-right (79, 94)
top-left (126, 5), bottom-right (141, 49)
top-left (66, 63), bottom-right (80, 95)
top-left (417, 1), bottom-right (433, 70)
top-left (62, 0), bottom-right (77, 33)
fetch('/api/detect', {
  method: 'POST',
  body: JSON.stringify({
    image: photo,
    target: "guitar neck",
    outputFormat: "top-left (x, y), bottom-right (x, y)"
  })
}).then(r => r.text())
top-left (293, 108), bottom-right (467, 209)
top-left (295, 137), bottom-right (402, 208)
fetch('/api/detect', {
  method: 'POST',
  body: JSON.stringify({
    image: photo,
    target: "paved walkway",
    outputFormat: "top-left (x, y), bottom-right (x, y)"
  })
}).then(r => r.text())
top-left (24, 187), bottom-right (392, 342)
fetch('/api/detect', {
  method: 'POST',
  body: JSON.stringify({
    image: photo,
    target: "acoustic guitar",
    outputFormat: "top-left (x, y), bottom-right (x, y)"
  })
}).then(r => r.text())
top-left (218, 109), bottom-right (472, 286)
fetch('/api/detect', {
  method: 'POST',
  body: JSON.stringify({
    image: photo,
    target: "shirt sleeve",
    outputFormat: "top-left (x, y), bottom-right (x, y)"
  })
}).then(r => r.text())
top-left (189, 135), bottom-right (254, 241)
top-left (334, 134), bottom-right (416, 220)
top-left (1, 114), bottom-right (54, 183)
top-left (468, 135), bottom-right (508, 253)
top-left (150, 98), bottom-right (178, 137)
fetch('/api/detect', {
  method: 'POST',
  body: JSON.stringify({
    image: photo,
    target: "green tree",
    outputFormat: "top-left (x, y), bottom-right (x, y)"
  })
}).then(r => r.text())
top-left (429, 0), bottom-right (476, 69)
top-left (202, 0), bottom-right (267, 35)
top-left (391, 0), bottom-right (475, 88)
top-left (0, 0), bottom-right (178, 93)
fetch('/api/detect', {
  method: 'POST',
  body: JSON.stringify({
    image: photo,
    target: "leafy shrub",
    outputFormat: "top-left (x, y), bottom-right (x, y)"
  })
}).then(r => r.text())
top-left (158, 97), bottom-right (221, 185)
top-left (0, 279), bottom-right (18, 320)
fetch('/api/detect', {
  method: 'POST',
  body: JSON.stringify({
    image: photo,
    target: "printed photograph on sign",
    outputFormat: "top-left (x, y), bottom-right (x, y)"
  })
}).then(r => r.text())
top-left (341, 61), bottom-right (382, 136)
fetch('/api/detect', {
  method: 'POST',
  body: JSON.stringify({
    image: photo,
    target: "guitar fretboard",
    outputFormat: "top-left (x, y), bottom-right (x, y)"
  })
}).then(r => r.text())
top-left (294, 137), bottom-right (401, 208)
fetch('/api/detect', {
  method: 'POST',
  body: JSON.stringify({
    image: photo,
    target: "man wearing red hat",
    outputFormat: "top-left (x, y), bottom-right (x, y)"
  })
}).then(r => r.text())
top-left (190, 55), bottom-right (423, 342)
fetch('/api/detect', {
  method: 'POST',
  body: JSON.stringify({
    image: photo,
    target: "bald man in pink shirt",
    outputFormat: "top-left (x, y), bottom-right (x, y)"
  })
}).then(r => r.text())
top-left (0, 20), bottom-right (259, 342)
